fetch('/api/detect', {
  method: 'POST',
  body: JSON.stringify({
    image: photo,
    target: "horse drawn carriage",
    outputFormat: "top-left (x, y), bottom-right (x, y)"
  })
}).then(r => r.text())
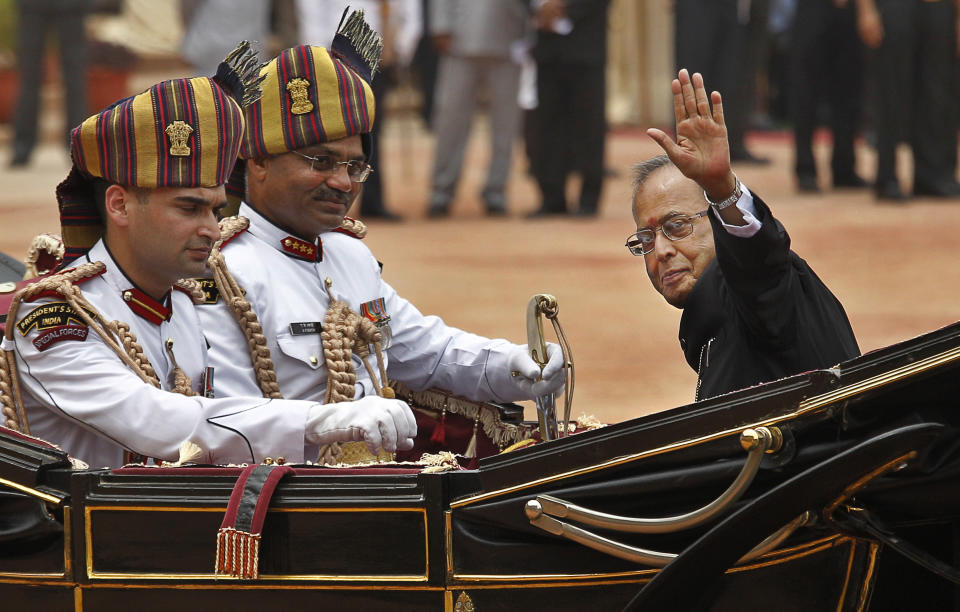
top-left (1, 239), bottom-right (959, 610)
top-left (2, 315), bottom-right (959, 610)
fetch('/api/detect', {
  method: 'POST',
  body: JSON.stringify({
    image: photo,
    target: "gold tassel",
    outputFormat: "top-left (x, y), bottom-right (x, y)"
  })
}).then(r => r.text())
top-left (215, 527), bottom-right (262, 579)
top-left (464, 414), bottom-right (479, 459)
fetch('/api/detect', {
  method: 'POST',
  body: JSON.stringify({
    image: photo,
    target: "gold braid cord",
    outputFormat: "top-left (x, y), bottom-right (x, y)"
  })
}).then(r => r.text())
top-left (207, 216), bottom-right (283, 400)
top-left (174, 278), bottom-right (207, 304)
top-left (338, 217), bottom-right (367, 239)
top-left (23, 233), bottom-right (65, 279)
top-left (316, 279), bottom-right (392, 465)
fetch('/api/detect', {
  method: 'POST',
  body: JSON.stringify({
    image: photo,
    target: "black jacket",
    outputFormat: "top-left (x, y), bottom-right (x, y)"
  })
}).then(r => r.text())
top-left (679, 193), bottom-right (860, 401)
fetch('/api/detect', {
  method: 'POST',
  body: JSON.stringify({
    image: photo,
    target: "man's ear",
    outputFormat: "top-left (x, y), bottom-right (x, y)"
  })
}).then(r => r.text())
top-left (246, 157), bottom-right (270, 183)
top-left (103, 184), bottom-right (134, 229)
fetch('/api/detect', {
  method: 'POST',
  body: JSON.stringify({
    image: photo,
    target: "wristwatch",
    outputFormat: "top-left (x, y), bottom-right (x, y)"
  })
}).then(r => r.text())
top-left (704, 175), bottom-right (743, 211)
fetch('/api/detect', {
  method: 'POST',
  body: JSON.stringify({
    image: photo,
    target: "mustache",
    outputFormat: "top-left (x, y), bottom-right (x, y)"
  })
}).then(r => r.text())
top-left (185, 240), bottom-right (214, 251)
top-left (312, 186), bottom-right (352, 206)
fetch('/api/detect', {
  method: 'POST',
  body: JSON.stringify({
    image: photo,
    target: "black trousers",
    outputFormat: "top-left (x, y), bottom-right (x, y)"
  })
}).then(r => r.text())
top-left (674, 0), bottom-right (749, 155)
top-left (533, 60), bottom-right (606, 214)
top-left (12, 0), bottom-right (88, 161)
top-left (874, 0), bottom-right (957, 188)
top-left (791, 0), bottom-right (862, 180)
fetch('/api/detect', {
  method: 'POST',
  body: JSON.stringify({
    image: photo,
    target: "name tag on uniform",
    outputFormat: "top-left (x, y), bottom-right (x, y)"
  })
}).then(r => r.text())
top-left (289, 321), bottom-right (323, 335)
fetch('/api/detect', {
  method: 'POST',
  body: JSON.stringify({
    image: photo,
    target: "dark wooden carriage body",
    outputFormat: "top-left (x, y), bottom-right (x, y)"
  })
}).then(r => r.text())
top-left (3, 323), bottom-right (960, 611)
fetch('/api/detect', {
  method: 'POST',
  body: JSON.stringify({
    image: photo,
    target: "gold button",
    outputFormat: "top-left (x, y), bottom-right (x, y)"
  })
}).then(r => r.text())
top-left (309, 355), bottom-right (318, 365)
top-left (263, 457), bottom-right (274, 465)
top-left (122, 291), bottom-right (133, 301)
top-left (275, 457), bottom-right (285, 465)
top-left (165, 338), bottom-right (174, 350)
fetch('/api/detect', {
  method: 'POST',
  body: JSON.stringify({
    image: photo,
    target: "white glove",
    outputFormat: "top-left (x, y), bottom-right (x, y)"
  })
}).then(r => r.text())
top-left (304, 396), bottom-right (418, 455)
top-left (503, 342), bottom-right (566, 400)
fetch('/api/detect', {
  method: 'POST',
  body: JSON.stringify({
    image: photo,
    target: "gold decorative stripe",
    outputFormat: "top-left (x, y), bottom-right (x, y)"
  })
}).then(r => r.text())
top-left (444, 510), bottom-right (856, 588)
top-left (132, 89), bottom-right (157, 186)
top-left (190, 77), bottom-right (220, 186)
top-left (836, 537), bottom-right (858, 609)
top-left (87, 571), bottom-right (429, 582)
top-left (85, 505), bottom-right (429, 581)
top-left (452, 536), bottom-right (853, 589)
top-left (127, 296), bottom-right (168, 320)
top-left (313, 48), bottom-right (346, 142)
top-left (257, 55), bottom-right (283, 155)
top-left (0, 572), bottom-right (69, 579)
top-left (856, 542), bottom-right (881, 612)
top-left (80, 583), bottom-right (446, 591)
top-left (74, 585), bottom-right (82, 612)
top-left (795, 345), bottom-right (960, 414)
top-left (64, 505), bottom-right (72, 576)
top-left (0, 476), bottom-right (62, 504)
top-left (78, 113), bottom-right (102, 178)
top-left (452, 344), bottom-right (960, 509)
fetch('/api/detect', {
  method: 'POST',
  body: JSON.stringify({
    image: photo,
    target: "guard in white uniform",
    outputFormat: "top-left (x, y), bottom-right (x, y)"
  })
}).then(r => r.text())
top-left (197, 15), bottom-right (565, 439)
top-left (1, 42), bottom-right (416, 468)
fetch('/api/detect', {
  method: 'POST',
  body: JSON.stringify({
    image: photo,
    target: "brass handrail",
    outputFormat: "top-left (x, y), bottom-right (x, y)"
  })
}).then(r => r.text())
top-left (533, 427), bottom-right (781, 534)
top-left (524, 500), bottom-right (811, 568)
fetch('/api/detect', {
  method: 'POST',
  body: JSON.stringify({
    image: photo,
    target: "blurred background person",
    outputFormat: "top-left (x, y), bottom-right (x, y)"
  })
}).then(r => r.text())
top-left (674, 0), bottom-right (768, 165)
top-left (297, 0), bottom-right (421, 221)
top-left (857, 0), bottom-right (960, 201)
top-left (180, 0), bottom-right (270, 77)
top-left (425, 0), bottom-right (528, 218)
top-left (791, 0), bottom-right (866, 193)
top-left (411, 0), bottom-right (439, 130)
top-left (9, 0), bottom-right (89, 167)
top-left (528, 0), bottom-right (611, 218)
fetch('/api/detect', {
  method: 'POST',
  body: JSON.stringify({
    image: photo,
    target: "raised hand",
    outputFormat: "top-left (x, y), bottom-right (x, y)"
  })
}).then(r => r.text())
top-left (646, 69), bottom-right (737, 202)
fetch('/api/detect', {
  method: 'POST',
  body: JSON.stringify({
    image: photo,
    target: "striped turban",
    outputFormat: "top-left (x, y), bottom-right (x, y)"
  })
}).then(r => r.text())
top-left (57, 42), bottom-right (264, 261)
top-left (224, 9), bottom-right (382, 210)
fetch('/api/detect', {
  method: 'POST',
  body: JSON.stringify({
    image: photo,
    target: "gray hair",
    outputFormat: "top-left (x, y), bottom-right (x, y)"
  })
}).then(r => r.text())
top-left (630, 154), bottom-right (674, 200)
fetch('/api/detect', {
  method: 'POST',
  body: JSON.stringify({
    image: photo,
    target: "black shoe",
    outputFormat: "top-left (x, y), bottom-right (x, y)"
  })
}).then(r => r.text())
top-left (485, 206), bottom-right (507, 217)
top-left (427, 205), bottom-right (449, 218)
top-left (572, 208), bottom-right (598, 217)
top-left (363, 209), bottom-right (402, 222)
top-left (730, 150), bottom-right (771, 165)
top-left (875, 180), bottom-right (906, 203)
top-left (833, 173), bottom-right (868, 189)
top-left (9, 155), bottom-right (28, 168)
top-left (796, 174), bottom-right (820, 193)
top-left (913, 179), bottom-right (960, 198)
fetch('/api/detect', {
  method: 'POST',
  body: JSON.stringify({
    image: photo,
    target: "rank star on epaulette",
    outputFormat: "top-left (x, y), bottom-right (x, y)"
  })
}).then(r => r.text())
top-left (280, 236), bottom-right (321, 262)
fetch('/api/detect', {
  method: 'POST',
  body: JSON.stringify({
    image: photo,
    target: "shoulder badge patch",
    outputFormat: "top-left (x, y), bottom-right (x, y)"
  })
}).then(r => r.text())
top-left (194, 278), bottom-right (221, 305)
top-left (32, 325), bottom-right (89, 351)
top-left (17, 302), bottom-right (94, 336)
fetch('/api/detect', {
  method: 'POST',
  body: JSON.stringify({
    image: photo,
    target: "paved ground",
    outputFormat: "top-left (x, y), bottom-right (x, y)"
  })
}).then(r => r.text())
top-left (2, 107), bottom-right (958, 425)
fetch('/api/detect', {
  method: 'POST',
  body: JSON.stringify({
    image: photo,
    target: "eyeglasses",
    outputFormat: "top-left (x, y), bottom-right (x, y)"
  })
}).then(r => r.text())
top-left (625, 209), bottom-right (710, 256)
top-left (289, 150), bottom-right (374, 183)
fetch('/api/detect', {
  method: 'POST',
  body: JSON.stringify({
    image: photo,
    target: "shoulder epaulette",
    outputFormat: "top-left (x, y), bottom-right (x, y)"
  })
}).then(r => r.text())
top-left (173, 278), bottom-right (207, 305)
top-left (216, 216), bottom-right (250, 250)
top-left (21, 262), bottom-right (106, 303)
top-left (333, 216), bottom-right (367, 239)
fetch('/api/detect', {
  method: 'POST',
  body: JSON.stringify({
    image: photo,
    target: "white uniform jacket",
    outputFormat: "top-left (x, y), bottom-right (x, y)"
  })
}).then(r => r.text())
top-left (8, 241), bottom-right (316, 468)
top-left (198, 203), bottom-right (521, 404)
